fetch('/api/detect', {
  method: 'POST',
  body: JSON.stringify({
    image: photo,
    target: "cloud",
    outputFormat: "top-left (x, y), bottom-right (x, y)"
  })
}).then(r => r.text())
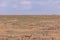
top-left (18, 0), bottom-right (31, 10)
top-left (37, 0), bottom-right (60, 5)
top-left (21, 5), bottom-right (31, 10)
top-left (12, 3), bottom-right (18, 8)
top-left (20, 1), bottom-right (31, 4)
top-left (8, 0), bottom-right (32, 10)
top-left (0, 2), bottom-right (7, 7)
top-left (35, 0), bottom-right (60, 10)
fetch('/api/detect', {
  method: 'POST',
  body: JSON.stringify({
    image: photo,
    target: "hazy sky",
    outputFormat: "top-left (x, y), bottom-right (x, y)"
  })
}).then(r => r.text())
top-left (0, 0), bottom-right (60, 15)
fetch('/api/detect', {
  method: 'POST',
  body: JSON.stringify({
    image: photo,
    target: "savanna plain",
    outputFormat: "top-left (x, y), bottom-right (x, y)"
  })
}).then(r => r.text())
top-left (0, 15), bottom-right (60, 40)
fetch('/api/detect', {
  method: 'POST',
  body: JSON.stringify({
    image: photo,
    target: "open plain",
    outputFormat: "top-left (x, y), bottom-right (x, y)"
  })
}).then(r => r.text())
top-left (0, 15), bottom-right (60, 40)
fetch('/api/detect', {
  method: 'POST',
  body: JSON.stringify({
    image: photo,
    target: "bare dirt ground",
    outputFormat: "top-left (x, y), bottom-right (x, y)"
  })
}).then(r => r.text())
top-left (0, 15), bottom-right (60, 40)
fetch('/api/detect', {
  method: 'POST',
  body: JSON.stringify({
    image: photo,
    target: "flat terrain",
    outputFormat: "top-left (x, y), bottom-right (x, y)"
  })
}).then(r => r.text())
top-left (0, 15), bottom-right (60, 40)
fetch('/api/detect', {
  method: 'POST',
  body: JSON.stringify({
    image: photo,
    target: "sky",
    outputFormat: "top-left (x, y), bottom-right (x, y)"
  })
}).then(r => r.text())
top-left (0, 0), bottom-right (60, 15)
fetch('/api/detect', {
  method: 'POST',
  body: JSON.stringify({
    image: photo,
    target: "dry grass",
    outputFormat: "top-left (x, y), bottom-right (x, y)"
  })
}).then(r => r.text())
top-left (0, 15), bottom-right (60, 40)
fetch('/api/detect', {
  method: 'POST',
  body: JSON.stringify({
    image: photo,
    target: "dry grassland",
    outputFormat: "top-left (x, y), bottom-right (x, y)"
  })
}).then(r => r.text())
top-left (0, 15), bottom-right (60, 40)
